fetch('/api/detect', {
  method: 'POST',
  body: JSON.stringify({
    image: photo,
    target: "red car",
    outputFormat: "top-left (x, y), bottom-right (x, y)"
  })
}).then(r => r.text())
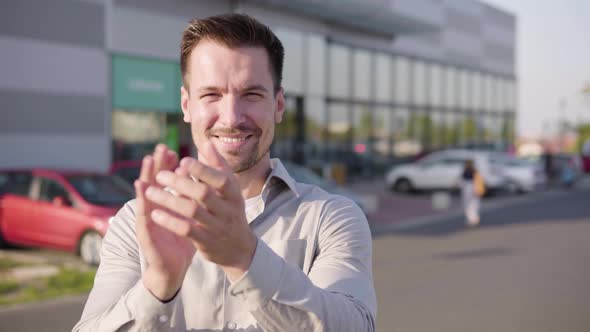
top-left (0, 169), bottom-right (134, 265)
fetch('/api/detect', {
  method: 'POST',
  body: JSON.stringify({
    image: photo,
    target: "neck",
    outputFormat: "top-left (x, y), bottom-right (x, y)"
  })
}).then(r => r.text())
top-left (235, 155), bottom-right (272, 200)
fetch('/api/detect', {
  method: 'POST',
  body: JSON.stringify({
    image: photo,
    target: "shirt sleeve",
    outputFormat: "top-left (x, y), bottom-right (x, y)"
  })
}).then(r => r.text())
top-left (228, 196), bottom-right (377, 332)
top-left (72, 200), bottom-right (178, 332)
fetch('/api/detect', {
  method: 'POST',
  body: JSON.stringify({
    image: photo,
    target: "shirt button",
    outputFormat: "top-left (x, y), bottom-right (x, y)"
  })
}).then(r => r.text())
top-left (227, 321), bottom-right (237, 330)
top-left (159, 315), bottom-right (168, 323)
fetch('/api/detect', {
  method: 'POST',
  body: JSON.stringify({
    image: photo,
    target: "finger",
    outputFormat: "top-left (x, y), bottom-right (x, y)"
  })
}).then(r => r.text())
top-left (163, 149), bottom-right (179, 171)
top-left (145, 184), bottom-right (216, 223)
top-left (180, 158), bottom-right (241, 203)
top-left (153, 144), bottom-right (167, 175)
top-left (139, 156), bottom-right (154, 183)
top-left (155, 170), bottom-right (229, 217)
top-left (151, 208), bottom-right (206, 242)
top-left (134, 180), bottom-right (149, 218)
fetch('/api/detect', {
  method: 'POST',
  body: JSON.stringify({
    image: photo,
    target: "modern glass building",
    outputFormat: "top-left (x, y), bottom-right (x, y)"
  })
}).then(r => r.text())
top-left (1, 0), bottom-right (516, 176)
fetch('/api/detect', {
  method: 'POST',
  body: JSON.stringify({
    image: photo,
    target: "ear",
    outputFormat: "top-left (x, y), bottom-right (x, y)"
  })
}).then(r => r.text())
top-left (181, 85), bottom-right (191, 123)
top-left (274, 87), bottom-right (285, 124)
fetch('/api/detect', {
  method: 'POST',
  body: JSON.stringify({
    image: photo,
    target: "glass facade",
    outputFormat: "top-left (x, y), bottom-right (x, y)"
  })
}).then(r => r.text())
top-left (274, 34), bottom-right (516, 173)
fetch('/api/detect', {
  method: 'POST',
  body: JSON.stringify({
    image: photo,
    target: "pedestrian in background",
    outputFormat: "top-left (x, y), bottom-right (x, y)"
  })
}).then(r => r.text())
top-left (461, 159), bottom-right (485, 227)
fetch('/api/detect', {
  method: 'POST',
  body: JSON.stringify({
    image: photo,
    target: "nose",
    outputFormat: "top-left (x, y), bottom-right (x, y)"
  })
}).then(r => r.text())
top-left (218, 95), bottom-right (244, 128)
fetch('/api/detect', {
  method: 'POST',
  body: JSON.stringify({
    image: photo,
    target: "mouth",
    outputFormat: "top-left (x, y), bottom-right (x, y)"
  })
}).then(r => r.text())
top-left (215, 135), bottom-right (252, 143)
top-left (211, 134), bottom-right (254, 150)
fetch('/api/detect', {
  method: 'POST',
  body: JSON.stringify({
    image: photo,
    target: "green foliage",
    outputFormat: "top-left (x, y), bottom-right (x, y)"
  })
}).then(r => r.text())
top-left (0, 268), bottom-right (96, 306)
top-left (0, 280), bottom-right (19, 295)
top-left (0, 257), bottom-right (24, 271)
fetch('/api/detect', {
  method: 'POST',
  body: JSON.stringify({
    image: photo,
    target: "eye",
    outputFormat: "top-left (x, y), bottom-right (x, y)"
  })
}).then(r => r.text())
top-left (244, 92), bottom-right (263, 101)
top-left (200, 93), bottom-right (220, 101)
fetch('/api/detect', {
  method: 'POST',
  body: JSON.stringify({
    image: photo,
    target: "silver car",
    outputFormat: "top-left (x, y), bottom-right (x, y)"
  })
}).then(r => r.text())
top-left (385, 149), bottom-right (507, 193)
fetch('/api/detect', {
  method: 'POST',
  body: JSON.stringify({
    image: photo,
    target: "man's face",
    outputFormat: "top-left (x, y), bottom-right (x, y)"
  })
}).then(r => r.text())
top-left (181, 40), bottom-right (285, 173)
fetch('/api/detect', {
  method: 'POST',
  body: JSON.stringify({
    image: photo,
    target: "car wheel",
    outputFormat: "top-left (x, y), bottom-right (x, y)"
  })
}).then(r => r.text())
top-left (79, 231), bottom-right (103, 266)
top-left (505, 181), bottom-right (522, 195)
top-left (394, 178), bottom-right (414, 193)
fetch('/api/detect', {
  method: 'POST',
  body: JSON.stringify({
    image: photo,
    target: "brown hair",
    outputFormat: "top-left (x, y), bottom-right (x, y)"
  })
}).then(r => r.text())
top-left (180, 13), bottom-right (284, 93)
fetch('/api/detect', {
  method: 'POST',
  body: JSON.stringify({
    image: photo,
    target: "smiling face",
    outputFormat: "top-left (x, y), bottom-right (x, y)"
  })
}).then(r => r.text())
top-left (181, 40), bottom-right (285, 173)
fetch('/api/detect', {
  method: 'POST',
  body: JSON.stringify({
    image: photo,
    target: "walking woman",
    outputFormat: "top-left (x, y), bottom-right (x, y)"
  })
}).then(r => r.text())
top-left (461, 159), bottom-right (485, 227)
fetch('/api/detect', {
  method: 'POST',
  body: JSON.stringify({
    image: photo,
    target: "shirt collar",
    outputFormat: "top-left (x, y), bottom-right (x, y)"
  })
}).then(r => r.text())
top-left (264, 158), bottom-right (300, 197)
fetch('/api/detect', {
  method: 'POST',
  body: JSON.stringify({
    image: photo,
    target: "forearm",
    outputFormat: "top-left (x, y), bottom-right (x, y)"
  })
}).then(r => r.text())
top-left (73, 280), bottom-right (177, 332)
top-left (228, 240), bottom-right (376, 332)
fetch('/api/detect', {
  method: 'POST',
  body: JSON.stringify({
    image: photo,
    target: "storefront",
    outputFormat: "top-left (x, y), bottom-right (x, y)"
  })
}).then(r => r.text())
top-left (111, 55), bottom-right (192, 163)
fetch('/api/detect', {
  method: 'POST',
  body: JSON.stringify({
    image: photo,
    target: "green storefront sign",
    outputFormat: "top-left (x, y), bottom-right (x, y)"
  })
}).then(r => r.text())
top-left (112, 55), bottom-right (181, 112)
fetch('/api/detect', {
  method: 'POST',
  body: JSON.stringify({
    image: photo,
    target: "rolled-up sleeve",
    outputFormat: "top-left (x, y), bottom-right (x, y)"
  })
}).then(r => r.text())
top-left (72, 201), bottom-right (178, 332)
top-left (228, 197), bottom-right (376, 332)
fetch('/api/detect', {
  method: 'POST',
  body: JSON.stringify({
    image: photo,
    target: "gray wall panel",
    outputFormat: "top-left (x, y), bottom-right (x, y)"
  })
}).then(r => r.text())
top-left (0, 134), bottom-right (110, 171)
top-left (1, 0), bottom-right (104, 48)
top-left (0, 36), bottom-right (107, 96)
top-left (0, 90), bottom-right (106, 135)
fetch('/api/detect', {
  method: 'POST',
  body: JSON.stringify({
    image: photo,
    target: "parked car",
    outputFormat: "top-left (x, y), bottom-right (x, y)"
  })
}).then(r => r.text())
top-left (385, 149), bottom-right (507, 194)
top-left (0, 169), bottom-right (134, 265)
top-left (281, 162), bottom-right (371, 214)
top-left (490, 154), bottom-right (546, 193)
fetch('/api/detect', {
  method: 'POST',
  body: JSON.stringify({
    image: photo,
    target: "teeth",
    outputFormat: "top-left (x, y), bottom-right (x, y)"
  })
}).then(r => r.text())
top-left (218, 136), bottom-right (246, 143)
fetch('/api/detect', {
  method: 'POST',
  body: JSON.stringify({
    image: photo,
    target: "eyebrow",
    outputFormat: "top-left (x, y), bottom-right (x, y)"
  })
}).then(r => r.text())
top-left (195, 84), bottom-right (269, 94)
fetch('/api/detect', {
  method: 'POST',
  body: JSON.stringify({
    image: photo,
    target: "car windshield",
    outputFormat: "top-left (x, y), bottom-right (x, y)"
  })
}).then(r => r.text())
top-left (66, 174), bottom-right (134, 206)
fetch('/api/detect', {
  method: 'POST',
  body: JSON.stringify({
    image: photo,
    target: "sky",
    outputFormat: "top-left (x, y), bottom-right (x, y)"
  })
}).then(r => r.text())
top-left (483, 0), bottom-right (590, 137)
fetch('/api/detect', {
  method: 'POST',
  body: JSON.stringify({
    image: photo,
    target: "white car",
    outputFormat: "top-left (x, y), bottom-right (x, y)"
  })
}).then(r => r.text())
top-left (490, 155), bottom-right (546, 193)
top-left (385, 149), bottom-right (507, 193)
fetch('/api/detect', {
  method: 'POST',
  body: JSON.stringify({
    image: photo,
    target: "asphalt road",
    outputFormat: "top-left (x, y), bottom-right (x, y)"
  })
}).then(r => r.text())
top-left (1, 184), bottom-right (589, 332)
top-left (374, 184), bottom-right (590, 332)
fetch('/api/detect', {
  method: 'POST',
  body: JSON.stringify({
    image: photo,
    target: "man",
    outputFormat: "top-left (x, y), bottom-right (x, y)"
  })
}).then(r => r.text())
top-left (74, 14), bottom-right (376, 331)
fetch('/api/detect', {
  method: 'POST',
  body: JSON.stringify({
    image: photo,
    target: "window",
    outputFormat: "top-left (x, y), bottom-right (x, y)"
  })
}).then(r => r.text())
top-left (353, 105), bottom-right (371, 153)
top-left (375, 53), bottom-right (392, 102)
top-left (374, 107), bottom-right (392, 157)
top-left (0, 172), bottom-right (32, 197)
top-left (412, 61), bottom-right (427, 106)
top-left (39, 179), bottom-right (71, 204)
top-left (327, 103), bottom-right (350, 152)
top-left (304, 97), bottom-right (327, 159)
top-left (444, 67), bottom-right (457, 108)
top-left (273, 97), bottom-right (297, 160)
top-left (430, 64), bottom-right (442, 107)
top-left (67, 175), bottom-right (134, 207)
top-left (306, 34), bottom-right (326, 96)
top-left (328, 45), bottom-right (351, 98)
top-left (353, 49), bottom-right (372, 100)
top-left (394, 57), bottom-right (409, 104)
top-left (275, 27), bottom-right (304, 95)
